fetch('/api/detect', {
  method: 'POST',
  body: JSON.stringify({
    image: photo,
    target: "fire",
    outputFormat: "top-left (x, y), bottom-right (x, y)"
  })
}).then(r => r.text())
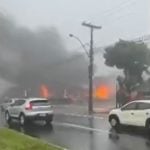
top-left (40, 84), bottom-right (52, 99)
top-left (94, 85), bottom-right (110, 100)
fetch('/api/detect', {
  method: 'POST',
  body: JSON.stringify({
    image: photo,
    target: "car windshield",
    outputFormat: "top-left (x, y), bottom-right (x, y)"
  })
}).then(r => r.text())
top-left (31, 100), bottom-right (50, 106)
top-left (0, 1), bottom-right (150, 150)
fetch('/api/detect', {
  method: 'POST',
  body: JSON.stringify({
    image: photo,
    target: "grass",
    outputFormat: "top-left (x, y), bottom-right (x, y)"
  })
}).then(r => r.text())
top-left (0, 128), bottom-right (63, 150)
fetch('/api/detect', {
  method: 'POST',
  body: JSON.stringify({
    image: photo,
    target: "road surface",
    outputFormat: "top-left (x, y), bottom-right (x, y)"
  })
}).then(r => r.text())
top-left (0, 105), bottom-right (150, 150)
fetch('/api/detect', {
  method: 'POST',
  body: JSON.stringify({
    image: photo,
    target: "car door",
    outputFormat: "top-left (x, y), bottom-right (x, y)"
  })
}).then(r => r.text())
top-left (9, 100), bottom-right (22, 117)
top-left (8, 100), bottom-right (19, 117)
top-left (120, 102), bottom-right (137, 125)
top-left (133, 102), bottom-right (150, 126)
top-left (13, 100), bottom-right (26, 117)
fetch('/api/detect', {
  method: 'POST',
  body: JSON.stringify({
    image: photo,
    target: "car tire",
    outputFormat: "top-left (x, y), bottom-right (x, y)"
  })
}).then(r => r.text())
top-left (19, 114), bottom-right (26, 126)
top-left (5, 111), bottom-right (11, 124)
top-left (45, 120), bottom-right (51, 126)
top-left (109, 116), bottom-right (120, 129)
top-left (45, 115), bottom-right (53, 125)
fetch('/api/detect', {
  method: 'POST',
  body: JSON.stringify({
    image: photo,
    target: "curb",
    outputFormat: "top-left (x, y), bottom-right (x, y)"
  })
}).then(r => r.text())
top-left (47, 142), bottom-right (68, 150)
top-left (94, 108), bottom-right (113, 114)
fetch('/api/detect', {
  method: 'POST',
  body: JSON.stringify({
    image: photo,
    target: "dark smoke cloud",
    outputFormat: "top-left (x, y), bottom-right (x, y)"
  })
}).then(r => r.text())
top-left (0, 13), bottom-right (88, 93)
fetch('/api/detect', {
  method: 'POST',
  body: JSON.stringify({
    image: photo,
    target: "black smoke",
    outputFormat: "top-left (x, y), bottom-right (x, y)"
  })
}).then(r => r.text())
top-left (0, 13), bottom-right (88, 96)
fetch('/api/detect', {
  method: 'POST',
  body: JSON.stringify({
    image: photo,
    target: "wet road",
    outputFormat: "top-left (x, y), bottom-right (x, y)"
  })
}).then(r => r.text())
top-left (1, 107), bottom-right (150, 150)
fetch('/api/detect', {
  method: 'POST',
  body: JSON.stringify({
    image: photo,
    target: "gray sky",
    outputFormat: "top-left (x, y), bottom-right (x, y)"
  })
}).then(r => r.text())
top-left (0, 0), bottom-right (150, 76)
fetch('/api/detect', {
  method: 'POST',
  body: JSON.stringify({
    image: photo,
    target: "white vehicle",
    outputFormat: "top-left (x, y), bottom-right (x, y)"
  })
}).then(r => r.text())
top-left (109, 100), bottom-right (150, 130)
top-left (5, 98), bottom-right (53, 126)
top-left (1, 98), bottom-right (17, 112)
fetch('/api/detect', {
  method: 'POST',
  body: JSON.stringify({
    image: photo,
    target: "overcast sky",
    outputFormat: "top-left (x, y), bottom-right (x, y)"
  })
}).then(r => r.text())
top-left (0, 0), bottom-right (150, 76)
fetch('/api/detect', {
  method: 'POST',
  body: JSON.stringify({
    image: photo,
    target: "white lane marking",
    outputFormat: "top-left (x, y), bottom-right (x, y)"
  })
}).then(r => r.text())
top-left (53, 104), bottom-right (113, 110)
top-left (54, 112), bottom-right (104, 120)
top-left (53, 105), bottom-right (86, 108)
top-left (52, 122), bottom-right (110, 134)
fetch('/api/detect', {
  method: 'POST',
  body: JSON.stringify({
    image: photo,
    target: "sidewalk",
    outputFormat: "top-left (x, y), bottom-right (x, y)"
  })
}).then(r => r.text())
top-left (53, 102), bottom-right (114, 117)
top-left (94, 107), bottom-right (114, 114)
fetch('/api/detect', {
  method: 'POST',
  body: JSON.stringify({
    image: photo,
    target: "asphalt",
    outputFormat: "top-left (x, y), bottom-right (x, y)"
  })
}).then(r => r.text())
top-left (1, 105), bottom-right (150, 150)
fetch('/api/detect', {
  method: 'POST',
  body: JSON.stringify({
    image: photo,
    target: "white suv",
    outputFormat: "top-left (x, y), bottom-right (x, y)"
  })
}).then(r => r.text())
top-left (5, 98), bottom-right (53, 126)
top-left (109, 100), bottom-right (150, 130)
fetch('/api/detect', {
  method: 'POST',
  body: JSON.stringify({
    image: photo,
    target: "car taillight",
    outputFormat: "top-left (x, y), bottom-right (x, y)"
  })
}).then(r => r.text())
top-left (25, 102), bottom-right (32, 110)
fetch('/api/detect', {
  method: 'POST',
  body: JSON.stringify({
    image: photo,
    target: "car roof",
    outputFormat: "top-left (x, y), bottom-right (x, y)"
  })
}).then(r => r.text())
top-left (129, 100), bottom-right (150, 104)
top-left (26, 97), bottom-right (47, 101)
top-left (6, 97), bottom-right (47, 101)
top-left (11, 98), bottom-right (21, 100)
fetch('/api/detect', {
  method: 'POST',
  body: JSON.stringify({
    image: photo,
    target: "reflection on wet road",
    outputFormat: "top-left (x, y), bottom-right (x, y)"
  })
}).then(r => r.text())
top-left (1, 111), bottom-right (150, 150)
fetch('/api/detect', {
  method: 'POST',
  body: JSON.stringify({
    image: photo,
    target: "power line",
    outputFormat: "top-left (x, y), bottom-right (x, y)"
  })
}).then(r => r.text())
top-left (93, 0), bottom-right (137, 20)
top-left (96, 0), bottom-right (138, 31)
top-left (67, 33), bottom-right (150, 58)
top-left (79, 1), bottom-right (140, 55)
top-left (103, 0), bottom-right (136, 15)
top-left (68, 1), bottom-right (140, 56)
top-left (39, 34), bottom-right (150, 74)
top-left (94, 34), bottom-right (150, 55)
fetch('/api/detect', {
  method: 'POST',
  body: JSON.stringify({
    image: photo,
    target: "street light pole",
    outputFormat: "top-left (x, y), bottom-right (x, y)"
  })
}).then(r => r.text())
top-left (82, 22), bottom-right (102, 114)
top-left (69, 34), bottom-right (89, 57)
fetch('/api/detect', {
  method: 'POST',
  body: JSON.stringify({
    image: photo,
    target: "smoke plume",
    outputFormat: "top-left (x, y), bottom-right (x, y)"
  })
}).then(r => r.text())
top-left (0, 13), bottom-right (88, 96)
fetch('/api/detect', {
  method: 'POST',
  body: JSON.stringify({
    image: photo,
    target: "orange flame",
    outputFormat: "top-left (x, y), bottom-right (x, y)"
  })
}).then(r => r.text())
top-left (94, 85), bottom-right (110, 100)
top-left (40, 84), bottom-right (50, 98)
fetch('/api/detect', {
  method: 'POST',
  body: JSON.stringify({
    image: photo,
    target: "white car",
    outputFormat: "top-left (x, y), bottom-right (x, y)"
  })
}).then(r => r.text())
top-left (109, 100), bottom-right (150, 130)
top-left (5, 98), bottom-right (53, 126)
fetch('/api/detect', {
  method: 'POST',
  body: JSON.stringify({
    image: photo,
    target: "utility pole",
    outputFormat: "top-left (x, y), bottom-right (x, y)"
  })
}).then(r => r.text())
top-left (82, 22), bottom-right (102, 114)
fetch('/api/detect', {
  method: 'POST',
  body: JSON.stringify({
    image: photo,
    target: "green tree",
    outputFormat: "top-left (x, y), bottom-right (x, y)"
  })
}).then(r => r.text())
top-left (104, 40), bottom-right (150, 91)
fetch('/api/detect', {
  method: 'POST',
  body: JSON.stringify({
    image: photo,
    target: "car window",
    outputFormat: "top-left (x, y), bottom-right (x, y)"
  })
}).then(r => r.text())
top-left (137, 102), bottom-right (150, 110)
top-left (13, 100), bottom-right (26, 106)
top-left (121, 103), bottom-right (137, 111)
top-left (31, 100), bottom-right (50, 106)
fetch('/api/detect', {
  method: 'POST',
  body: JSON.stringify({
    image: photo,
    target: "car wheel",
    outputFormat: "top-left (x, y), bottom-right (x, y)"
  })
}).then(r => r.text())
top-left (45, 115), bottom-right (53, 125)
top-left (19, 114), bottom-right (26, 126)
top-left (110, 116), bottom-right (120, 129)
top-left (45, 120), bottom-right (51, 125)
top-left (5, 111), bottom-right (11, 124)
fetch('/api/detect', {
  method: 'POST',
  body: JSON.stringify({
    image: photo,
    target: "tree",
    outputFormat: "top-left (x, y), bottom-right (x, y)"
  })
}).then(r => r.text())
top-left (104, 40), bottom-right (150, 92)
